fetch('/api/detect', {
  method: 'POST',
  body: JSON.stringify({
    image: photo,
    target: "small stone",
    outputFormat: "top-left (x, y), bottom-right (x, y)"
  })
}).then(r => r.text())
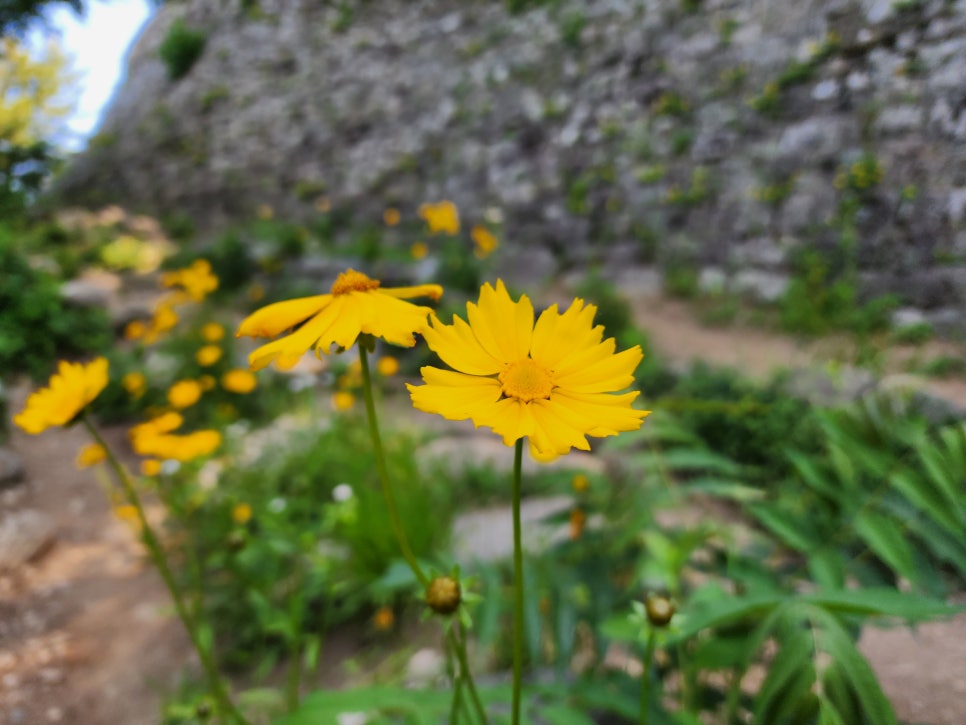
top-left (46, 707), bottom-right (63, 722)
top-left (0, 448), bottom-right (25, 490)
top-left (891, 307), bottom-right (928, 329)
top-left (2, 672), bottom-right (20, 689)
top-left (0, 510), bottom-right (55, 570)
top-left (698, 267), bottom-right (727, 294)
top-left (405, 648), bottom-right (446, 687)
top-left (732, 270), bottom-right (790, 303)
top-left (39, 668), bottom-right (64, 684)
top-left (811, 79), bottom-right (839, 101)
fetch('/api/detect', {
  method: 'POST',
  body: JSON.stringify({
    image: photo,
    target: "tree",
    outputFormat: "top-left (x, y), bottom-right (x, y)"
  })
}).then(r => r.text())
top-left (0, 0), bottom-right (84, 38)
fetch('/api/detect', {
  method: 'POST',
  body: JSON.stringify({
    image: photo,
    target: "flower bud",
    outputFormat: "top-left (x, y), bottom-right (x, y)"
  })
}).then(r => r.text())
top-left (425, 576), bottom-right (461, 616)
top-left (645, 594), bottom-right (675, 628)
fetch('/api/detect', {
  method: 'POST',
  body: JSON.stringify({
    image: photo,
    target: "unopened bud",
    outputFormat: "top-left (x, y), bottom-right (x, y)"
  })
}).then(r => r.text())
top-left (425, 576), bottom-right (461, 616)
top-left (645, 594), bottom-right (675, 628)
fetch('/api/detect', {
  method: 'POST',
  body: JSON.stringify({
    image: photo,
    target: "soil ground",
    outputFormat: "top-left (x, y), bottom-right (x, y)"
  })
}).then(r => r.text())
top-left (1, 286), bottom-right (964, 724)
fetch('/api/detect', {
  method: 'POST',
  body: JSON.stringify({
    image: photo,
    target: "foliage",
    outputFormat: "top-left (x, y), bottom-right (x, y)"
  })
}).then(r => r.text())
top-left (0, 225), bottom-right (111, 380)
top-left (159, 19), bottom-right (206, 81)
top-left (0, 0), bottom-right (83, 37)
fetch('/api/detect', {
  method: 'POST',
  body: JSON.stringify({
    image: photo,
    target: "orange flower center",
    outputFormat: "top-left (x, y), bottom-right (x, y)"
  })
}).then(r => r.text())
top-left (500, 359), bottom-right (554, 403)
top-left (331, 270), bottom-right (381, 295)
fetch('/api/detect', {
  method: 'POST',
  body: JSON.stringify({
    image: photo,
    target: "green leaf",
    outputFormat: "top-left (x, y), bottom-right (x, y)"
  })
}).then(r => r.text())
top-left (853, 510), bottom-right (918, 583)
top-left (537, 703), bottom-right (596, 725)
top-left (683, 477), bottom-right (766, 502)
top-left (674, 592), bottom-right (785, 640)
top-left (816, 697), bottom-right (847, 725)
top-left (754, 624), bottom-right (814, 720)
top-left (747, 503), bottom-right (820, 552)
top-left (801, 589), bottom-right (959, 620)
top-left (786, 449), bottom-right (842, 501)
top-left (889, 469), bottom-right (963, 537)
top-left (915, 437), bottom-right (963, 515)
top-left (659, 447), bottom-right (744, 476)
top-left (808, 549), bottom-right (845, 589)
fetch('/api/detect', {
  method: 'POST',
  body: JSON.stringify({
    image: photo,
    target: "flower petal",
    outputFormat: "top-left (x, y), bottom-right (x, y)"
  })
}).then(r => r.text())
top-left (466, 281), bottom-right (533, 363)
top-left (554, 345), bottom-right (643, 393)
top-left (407, 369), bottom-right (503, 422)
top-left (236, 295), bottom-right (331, 338)
top-left (422, 313), bottom-right (504, 376)
top-left (530, 299), bottom-right (603, 370)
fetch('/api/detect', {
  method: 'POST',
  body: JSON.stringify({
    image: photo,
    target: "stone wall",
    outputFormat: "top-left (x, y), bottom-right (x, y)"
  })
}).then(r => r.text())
top-left (54, 0), bottom-right (966, 328)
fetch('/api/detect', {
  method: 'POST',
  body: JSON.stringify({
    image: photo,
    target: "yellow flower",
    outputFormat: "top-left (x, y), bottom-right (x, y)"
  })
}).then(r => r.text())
top-left (141, 459), bottom-right (162, 476)
top-left (410, 241), bottom-right (429, 260)
top-left (383, 207), bottom-right (401, 226)
top-left (196, 345), bottom-right (223, 367)
top-left (222, 369), bottom-right (258, 394)
top-left (572, 473), bottom-right (589, 493)
top-left (133, 429), bottom-right (222, 462)
top-left (418, 200), bottom-right (460, 235)
top-left (471, 225), bottom-right (499, 259)
top-left (232, 502), bottom-right (253, 525)
top-left (372, 605), bottom-right (395, 631)
top-left (408, 281), bottom-right (650, 461)
top-left (199, 375), bottom-right (216, 391)
top-left (114, 504), bottom-right (140, 527)
top-left (161, 259), bottom-right (219, 302)
top-left (124, 320), bottom-right (146, 340)
top-left (236, 269), bottom-right (443, 371)
top-left (122, 371), bottom-right (146, 399)
top-left (377, 356), bottom-right (400, 377)
top-left (315, 195), bottom-right (331, 213)
top-left (130, 411), bottom-right (183, 443)
top-left (167, 380), bottom-right (203, 409)
top-left (14, 358), bottom-right (109, 434)
top-left (143, 301), bottom-right (179, 344)
top-left (257, 203), bottom-right (274, 220)
top-left (332, 391), bottom-right (356, 411)
top-left (202, 323), bottom-right (225, 342)
top-left (76, 443), bottom-right (106, 468)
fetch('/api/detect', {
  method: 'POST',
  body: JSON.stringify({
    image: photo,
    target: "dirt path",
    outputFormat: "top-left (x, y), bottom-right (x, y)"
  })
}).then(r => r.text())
top-left (1, 285), bottom-right (964, 724)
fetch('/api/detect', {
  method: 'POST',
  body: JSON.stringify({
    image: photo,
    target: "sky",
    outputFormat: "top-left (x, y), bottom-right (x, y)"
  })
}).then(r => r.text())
top-left (32, 0), bottom-right (154, 149)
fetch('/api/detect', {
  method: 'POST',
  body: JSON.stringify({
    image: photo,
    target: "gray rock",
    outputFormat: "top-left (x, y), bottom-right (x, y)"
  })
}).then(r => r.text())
top-left (891, 307), bottom-right (929, 329)
top-left (612, 266), bottom-right (664, 298)
top-left (732, 270), bottom-right (790, 303)
top-left (811, 79), bottom-right (839, 101)
top-left (0, 449), bottom-right (24, 490)
top-left (875, 106), bottom-right (924, 135)
top-left (783, 366), bottom-right (877, 406)
top-left (777, 117), bottom-right (856, 163)
top-left (698, 266), bottom-right (727, 294)
top-left (451, 495), bottom-right (574, 562)
top-left (419, 434), bottom-right (603, 479)
top-left (60, 279), bottom-right (112, 309)
top-left (0, 510), bottom-right (55, 570)
top-left (947, 188), bottom-right (966, 225)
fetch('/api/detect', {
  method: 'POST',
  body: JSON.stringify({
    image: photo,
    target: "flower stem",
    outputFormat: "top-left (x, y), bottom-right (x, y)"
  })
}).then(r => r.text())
top-left (639, 628), bottom-right (657, 725)
top-left (358, 346), bottom-right (431, 588)
top-left (82, 418), bottom-right (249, 725)
top-left (450, 620), bottom-right (487, 724)
top-left (511, 438), bottom-right (524, 725)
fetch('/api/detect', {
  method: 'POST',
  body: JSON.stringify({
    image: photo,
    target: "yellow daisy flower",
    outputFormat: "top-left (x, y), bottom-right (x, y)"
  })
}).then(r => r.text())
top-left (232, 502), bottom-right (253, 525)
top-left (141, 459), bottom-right (163, 476)
top-left (418, 200), bottom-right (460, 235)
top-left (202, 323), bottom-right (225, 342)
top-left (471, 225), bottom-right (499, 259)
top-left (236, 269), bottom-right (443, 371)
top-left (377, 356), bottom-right (400, 377)
top-left (167, 379), bottom-right (203, 409)
top-left (76, 443), bottom-right (107, 468)
top-left (222, 369), bottom-right (258, 394)
top-left (196, 345), bottom-right (223, 367)
top-left (123, 320), bottom-right (146, 341)
top-left (332, 391), bottom-right (356, 411)
top-left (132, 428), bottom-right (222, 462)
top-left (383, 207), bottom-right (401, 226)
top-left (408, 281), bottom-right (650, 461)
top-left (410, 241), bottom-right (429, 260)
top-left (161, 259), bottom-right (219, 302)
top-left (14, 358), bottom-right (110, 434)
top-left (122, 371), bottom-right (146, 399)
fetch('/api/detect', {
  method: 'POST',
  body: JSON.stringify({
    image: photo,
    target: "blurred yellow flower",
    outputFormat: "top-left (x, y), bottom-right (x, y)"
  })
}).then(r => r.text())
top-left (383, 207), bottom-right (401, 226)
top-left (167, 380), bottom-right (203, 409)
top-left (114, 504), bottom-right (140, 527)
top-left (257, 203), bottom-right (274, 220)
top-left (236, 269), bottom-right (443, 371)
top-left (14, 358), bottom-right (109, 434)
top-left (143, 302), bottom-right (179, 345)
top-left (248, 283), bottom-right (266, 302)
top-left (222, 369), bottom-right (258, 394)
top-left (202, 323), bottom-right (225, 342)
top-left (133, 429), bottom-right (222, 462)
top-left (199, 375), bottom-right (216, 391)
top-left (161, 259), bottom-right (219, 302)
top-left (130, 412), bottom-right (183, 443)
top-left (76, 443), bottom-right (106, 469)
top-left (141, 459), bottom-right (162, 476)
top-left (408, 281), bottom-right (650, 461)
top-left (122, 371), bottom-right (146, 399)
top-left (410, 241), bottom-right (429, 260)
top-left (471, 225), bottom-right (499, 259)
top-left (572, 473), bottom-right (589, 493)
top-left (232, 502), bottom-right (253, 525)
top-left (332, 391), bottom-right (356, 411)
top-left (315, 195), bottom-right (331, 213)
top-left (196, 345), bottom-right (223, 367)
top-left (124, 320), bottom-right (146, 340)
top-left (418, 200), bottom-right (460, 235)
top-left (377, 356), bottom-right (400, 377)
top-left (372, 605), bottom-right (395, 631)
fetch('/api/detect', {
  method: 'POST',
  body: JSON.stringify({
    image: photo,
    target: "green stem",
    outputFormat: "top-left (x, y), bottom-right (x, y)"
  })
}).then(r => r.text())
top-left (358, 346), bottom-right (430, 588)
top-left (82, 418), bottom-right (249, 725)
top-left (451, 621), bottom-right (487, 724)
top-left (447, 633), bottom-right (465, 724)
top-left (639, 629), bottom-right (657, 725)
top-left (511, 438), bottom-right (524, 725)
top-left (285, 557), bottom-right (305, 712)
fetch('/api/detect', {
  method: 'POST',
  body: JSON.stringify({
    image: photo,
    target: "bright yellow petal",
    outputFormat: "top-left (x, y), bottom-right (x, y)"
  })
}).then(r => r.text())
top-left (380, 283), bottom-right (443, 302)
top-left (407, 369), bottom-right (502, 421)
top-left (554, 345), bottom-right (643, 393)
top-left (236, 295), bottom-right (331, 338)
top-left (466, 281), bottom-right (533, 363)
top-left (530, 299), bottom-right (603, 370)
top-left (360, 294), bottom-right (434, 347)
top-left (548, 389), bottom-right (650, 437)
top-left (422, 314), bottom-right (504, 376)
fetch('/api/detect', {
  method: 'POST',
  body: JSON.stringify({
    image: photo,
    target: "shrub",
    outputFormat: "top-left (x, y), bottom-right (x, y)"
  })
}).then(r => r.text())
top-left (159, 19), bottom-right (206, 81)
